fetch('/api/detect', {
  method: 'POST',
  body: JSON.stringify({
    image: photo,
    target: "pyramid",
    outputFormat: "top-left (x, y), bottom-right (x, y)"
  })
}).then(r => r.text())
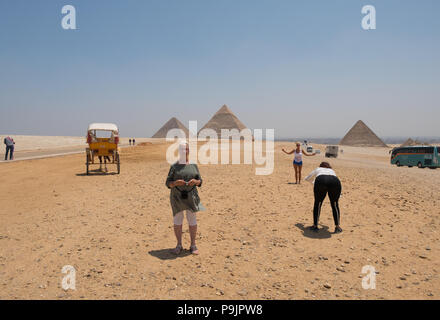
top-left (151, 117), bottom-right (189, 138)
top-left (400, 138), bottom-right (429, 147)
top-left (199, 105), bottom-right (248, 136)
top-left (339, 120), bottom-right (388, 147)
top-left (400, 138), bottom-right (418, 147)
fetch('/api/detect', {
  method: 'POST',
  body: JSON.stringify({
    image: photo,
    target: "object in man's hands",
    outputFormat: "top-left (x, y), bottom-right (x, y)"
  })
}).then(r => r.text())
top-left (180, 190), bottom-right (189, 199)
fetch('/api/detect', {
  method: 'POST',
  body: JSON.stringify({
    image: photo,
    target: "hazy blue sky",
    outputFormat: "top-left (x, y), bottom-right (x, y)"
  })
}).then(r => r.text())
top-left (0, 0), bottom-right (439, 138)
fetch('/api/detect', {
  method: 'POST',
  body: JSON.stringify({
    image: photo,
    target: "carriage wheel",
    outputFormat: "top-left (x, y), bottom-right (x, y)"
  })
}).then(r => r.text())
top-left (86, 153), bottom-right (90, 175)
top-left (116, 152), bottom-right (120, 174)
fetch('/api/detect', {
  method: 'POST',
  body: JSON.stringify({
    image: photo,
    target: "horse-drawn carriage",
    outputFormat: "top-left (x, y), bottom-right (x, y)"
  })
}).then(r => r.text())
top-left (85, 123), bottom-right (120, 175)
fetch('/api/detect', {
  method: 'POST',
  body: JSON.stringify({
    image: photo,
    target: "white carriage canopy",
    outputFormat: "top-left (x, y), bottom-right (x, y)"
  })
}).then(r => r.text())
top-left (88, 123), bottom-right (119, 133)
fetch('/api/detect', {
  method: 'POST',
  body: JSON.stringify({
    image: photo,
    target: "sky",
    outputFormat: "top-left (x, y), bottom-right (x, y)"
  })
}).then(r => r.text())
top-left (0, 0), bottom-right (439, 138)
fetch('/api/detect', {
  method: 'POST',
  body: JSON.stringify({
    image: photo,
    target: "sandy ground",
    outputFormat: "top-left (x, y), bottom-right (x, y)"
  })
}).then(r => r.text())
top-left (0, 141), bottom-right (439, 300)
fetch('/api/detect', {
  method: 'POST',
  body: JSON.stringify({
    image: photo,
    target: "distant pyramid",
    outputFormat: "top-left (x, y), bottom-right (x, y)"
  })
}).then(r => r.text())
top-left (151, 117), bottom-right (189, 138)
top-left (400, 138), bottom-right (430, 147)
top-left (199, 105), bottom-right (248, 136)
top-left (400, 138), bottom-right (417, 147)
top-left (339, 120), bottom-right (388, 147)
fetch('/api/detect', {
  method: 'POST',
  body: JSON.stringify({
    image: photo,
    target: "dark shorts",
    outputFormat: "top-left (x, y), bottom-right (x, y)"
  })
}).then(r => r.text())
top-left (293, 160), bottom-right (303, 166)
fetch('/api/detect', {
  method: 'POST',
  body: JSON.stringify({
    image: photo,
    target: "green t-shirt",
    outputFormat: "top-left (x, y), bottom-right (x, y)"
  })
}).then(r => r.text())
top-left (166, 162), bottom-right (204, 215)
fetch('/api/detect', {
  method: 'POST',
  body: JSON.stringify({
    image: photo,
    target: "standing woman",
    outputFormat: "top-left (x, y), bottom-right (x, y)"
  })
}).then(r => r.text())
top-left (305, 162), bottom-right (342, 233)
top-left (282, 142), bottom-right (316, 184)
top-left (166, 142), bottom-right (204, 255)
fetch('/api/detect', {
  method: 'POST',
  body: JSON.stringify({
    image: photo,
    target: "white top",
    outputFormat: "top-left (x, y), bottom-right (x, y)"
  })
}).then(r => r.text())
top-left (294, 150), bottom-right (303, 162)
top-left (88, 123), bottom-right (118, 133)
top-left (305, 167), bottom-right (337, 184)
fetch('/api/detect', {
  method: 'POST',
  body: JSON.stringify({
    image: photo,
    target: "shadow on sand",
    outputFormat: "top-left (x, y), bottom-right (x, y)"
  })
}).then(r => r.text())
top-left (76, 169), bottom-right (118, 176)
top-left (148, 248), bottom-right (192, 260)
top-left (296, 223), bottom-right (332, 239)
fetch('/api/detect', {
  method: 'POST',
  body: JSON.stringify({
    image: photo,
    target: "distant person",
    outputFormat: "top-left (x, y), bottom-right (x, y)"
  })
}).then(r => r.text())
top-left (166, 142), bottom-right (203, 255)
top-left (305, 162), bottom-right (342, 234)
top-left (132, 138), bottom-right (135, 145)
top-left (129, 139), bottom-right (132, 146)
top-left (282, 142), bottom-right (316, 184)
top-left (4, 136), bottom-right (15, 160)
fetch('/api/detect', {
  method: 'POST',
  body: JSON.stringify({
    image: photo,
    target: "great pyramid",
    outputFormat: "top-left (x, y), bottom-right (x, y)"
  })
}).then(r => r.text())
top-left (151, 117), bottom-right (189, 138)
top-left (199, 105), bottom-right (248, 136)
top-left (339, 120), bottom-right (388, 147)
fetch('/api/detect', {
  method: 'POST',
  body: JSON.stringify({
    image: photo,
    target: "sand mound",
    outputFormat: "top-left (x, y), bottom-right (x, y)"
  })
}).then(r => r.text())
top-left (137, 142), bottom-right (153, 147)
top-left (340, 120), bottom-right (388, 147)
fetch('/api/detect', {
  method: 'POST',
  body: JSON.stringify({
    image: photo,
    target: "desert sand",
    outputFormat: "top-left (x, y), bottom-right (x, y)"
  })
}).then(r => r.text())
top-left (0, 141), bottom-right (439, 300)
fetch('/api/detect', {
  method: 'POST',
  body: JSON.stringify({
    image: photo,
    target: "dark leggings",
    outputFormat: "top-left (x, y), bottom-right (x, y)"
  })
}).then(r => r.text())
top-left (5, 145), bottom-right (14, 160)
top-left (98, 156), bottom-right (111, 163)
top-left (313, 175), bottom-right (342, 226)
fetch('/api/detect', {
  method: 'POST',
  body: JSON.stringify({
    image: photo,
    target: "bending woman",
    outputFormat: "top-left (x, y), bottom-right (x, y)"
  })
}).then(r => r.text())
top-left (166, 142), bottom-right (203, 255)
top-left (305, 162), bottom-right (342, 234)
top-left (282, 142), bottom-right (316, 184)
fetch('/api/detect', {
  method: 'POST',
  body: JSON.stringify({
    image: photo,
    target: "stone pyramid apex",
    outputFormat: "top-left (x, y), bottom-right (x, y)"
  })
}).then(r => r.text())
top-left (199, 105), bottom-right (248, 136)
top-left (215, 104), bottom-right (233, 115)
top-left (340, 120), bottom-right (388, 147)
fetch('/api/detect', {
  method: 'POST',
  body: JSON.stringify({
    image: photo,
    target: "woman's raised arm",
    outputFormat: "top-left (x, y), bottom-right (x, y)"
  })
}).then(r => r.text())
top-left (302, 149), bottom-right (316, 156)
top-left (282, 148), bottom-right (295, 155)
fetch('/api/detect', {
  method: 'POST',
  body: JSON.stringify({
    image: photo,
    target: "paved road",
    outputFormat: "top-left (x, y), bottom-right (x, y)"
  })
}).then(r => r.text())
top-left (0, 144), bottom-right (132, 163)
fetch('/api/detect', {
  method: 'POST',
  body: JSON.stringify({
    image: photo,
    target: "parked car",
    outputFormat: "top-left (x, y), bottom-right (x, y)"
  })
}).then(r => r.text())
top-left (325, 145), bottom-right (339, 158)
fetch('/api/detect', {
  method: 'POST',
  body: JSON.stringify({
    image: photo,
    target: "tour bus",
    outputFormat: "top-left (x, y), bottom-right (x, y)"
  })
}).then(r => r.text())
top-left (390, 146), bottom-right (440, 169)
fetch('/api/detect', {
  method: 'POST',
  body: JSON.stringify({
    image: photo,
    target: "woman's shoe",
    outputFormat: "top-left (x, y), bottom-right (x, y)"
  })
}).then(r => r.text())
top-left (173, 244), bottom-right (183, 255)
top-left (334, 226), bottom-right (343, 234)
top-left (308, 225), bottom-right (319, 232)
top-left (190, 245), bottom-right (199, 255)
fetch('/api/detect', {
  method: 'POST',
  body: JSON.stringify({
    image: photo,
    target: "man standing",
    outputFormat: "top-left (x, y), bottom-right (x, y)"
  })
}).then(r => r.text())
top-left (4, 136), bottom-right (15, 160)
